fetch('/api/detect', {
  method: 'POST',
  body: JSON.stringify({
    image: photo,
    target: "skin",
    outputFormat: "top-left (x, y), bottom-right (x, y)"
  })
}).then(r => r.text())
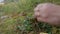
top-left (34, 3), bottom-right (60, 26)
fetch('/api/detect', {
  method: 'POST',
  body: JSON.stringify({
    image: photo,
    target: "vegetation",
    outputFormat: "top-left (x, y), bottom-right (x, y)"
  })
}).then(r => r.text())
top-left (0, 0), bottom-right (60, 34)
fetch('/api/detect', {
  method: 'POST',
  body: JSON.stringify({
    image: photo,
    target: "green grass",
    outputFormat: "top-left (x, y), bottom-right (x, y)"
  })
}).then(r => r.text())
top-left (0, 0), bottom-right (60, 34)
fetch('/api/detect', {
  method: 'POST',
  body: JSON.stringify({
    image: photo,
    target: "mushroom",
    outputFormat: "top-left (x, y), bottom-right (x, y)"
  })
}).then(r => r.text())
top-left (34, 3), bottom-right (60, 26)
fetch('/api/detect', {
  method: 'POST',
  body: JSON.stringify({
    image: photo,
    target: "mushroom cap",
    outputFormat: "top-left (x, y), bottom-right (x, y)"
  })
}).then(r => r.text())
top-left (34, 3), bottom-right (60, 26)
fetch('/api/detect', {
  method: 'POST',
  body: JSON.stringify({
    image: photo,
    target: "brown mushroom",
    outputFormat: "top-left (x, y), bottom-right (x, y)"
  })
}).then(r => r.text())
top-left (34, 3), bottom-right (60, 26)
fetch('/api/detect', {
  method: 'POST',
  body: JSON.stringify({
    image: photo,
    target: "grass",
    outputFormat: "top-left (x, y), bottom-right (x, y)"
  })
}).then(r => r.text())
top-left (0, 0), bottom-right (60, 34)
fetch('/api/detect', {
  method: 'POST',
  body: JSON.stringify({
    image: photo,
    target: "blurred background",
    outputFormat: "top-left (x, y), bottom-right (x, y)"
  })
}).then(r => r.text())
top-left (0, 0), bottom-right (60, 34)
